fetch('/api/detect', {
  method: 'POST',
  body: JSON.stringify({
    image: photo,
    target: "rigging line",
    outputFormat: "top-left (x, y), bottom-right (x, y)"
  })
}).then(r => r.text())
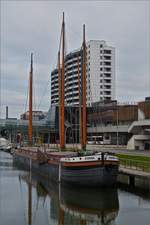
top-left (24, 76), bottom-right (29, 113)
top-left (78, 46), bottom-right (83, 101)
top-left (86, 47), bottom-right (100, 141)
top-left (58, 20), bottom-right (63, 54)
top-left (51, 26), bottom-right (62, 72)
top-left (87, 53), bottom-right (93, 105)
top-left (0, 61), bottom-right (1, 118)
top-left (64, 17), bottom-right (67, 57)
top-left (78, 48), bottom-right (83, 146)
top-left (37, 79), bottom-right (49, 110)
top-left (70, 62), bottom-right (74, 146)
top-left (77, 52), bottom-right (81, 146)
top-left (33, 76), bottom-right (37, 111)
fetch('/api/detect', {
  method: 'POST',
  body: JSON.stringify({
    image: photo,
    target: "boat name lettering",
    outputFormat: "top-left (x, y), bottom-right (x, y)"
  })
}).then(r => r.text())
top-left (85, 156), bottom-right (95, 160)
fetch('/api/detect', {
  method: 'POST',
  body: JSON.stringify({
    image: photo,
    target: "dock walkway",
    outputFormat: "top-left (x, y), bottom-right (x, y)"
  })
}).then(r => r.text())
top-left (119, 166), bottom-right (150, 179)
top-left (118, 165), bottom-right (150, 188)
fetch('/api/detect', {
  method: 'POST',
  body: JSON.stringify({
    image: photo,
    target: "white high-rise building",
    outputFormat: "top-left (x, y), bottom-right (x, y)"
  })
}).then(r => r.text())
top-left (51, 40), bottom-right (115, 106)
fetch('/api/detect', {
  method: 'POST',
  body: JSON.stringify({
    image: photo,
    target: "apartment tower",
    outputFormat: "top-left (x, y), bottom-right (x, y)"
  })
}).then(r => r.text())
top-left (51, 40), bottom-right (115, 106)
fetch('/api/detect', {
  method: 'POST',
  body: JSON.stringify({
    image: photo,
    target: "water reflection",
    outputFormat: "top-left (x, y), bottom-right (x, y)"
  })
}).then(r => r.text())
top-left (60, 185), bottom-right (119, 225)
top-left (19, 172), bottom-right (119, 225)
top-left (1, 151), bottom-right (150, 225)
top-left (0, 151), bottom-right (13, 169)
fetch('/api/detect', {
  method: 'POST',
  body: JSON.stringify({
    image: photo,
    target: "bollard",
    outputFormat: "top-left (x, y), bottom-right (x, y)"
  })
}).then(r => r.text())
top-left (129, 175), bottom-right (135, 186)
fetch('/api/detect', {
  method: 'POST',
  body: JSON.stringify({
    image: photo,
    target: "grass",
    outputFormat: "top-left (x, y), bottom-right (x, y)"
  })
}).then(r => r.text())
top-left (115, 153), bottom-right (150, 162)
top-left (115, 153), bottom-right (150, 172)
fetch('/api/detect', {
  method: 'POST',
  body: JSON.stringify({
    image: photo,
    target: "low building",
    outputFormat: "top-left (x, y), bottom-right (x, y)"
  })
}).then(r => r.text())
top-left (127, 97), bottom-right (150, 150)
top-left (1, 98), bottom-right (150, 150)
top-left (87, 100), bottom-right (138, 145)
top-left (20, 111), bottom-right (47, 121)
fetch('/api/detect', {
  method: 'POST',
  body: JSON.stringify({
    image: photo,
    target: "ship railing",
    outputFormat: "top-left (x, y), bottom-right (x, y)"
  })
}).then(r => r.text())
top-left (18, 148), bottom-right (37, 158)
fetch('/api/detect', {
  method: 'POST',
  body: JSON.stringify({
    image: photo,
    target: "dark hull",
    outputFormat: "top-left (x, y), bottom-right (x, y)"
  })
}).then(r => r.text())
top-left (13, 154), bottom-right (59, 180)
top-left (13, 153), bottom-right (118, 187)
top-left (61, 165), bottom-right (118, 186)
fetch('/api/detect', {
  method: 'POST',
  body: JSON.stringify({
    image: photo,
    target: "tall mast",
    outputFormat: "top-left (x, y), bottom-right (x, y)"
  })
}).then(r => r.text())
top-left (81, 24), bottom-right (87, 150)
top-left (59, 12), bottom-right (65, 149)
top-left (28, 53), bottom-right (33, 146)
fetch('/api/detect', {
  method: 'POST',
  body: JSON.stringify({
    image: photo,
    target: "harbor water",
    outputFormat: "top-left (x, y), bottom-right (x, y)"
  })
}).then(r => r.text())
top-left (0, 151), bottom-right (150, 225)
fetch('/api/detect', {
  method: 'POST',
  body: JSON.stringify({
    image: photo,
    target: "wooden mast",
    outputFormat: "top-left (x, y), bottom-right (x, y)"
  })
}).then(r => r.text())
top-left (59, 12), bottom-right (65, 149)
top-left (81, 24), bottom-right (87, 150)
top-left (28, 53), bottom-right (33, 146)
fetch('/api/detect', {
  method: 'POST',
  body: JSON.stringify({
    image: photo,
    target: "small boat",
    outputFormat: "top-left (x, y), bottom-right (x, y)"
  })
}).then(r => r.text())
top-left (0, 137), bottom-right (12, 152)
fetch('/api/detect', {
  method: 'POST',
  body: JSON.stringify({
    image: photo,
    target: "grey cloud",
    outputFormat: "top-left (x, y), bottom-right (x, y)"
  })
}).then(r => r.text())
top-left (0, 0), bottom-right (149, 118)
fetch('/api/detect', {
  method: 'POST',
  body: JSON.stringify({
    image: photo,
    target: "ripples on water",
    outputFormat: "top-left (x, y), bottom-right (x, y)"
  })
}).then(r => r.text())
top-left (0, 151), bottom-right (150, 225)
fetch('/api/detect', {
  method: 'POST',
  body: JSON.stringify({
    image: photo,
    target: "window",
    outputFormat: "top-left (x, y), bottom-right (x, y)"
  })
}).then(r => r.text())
top-left (104, 61), bottom-right (111, 66)
top-left (100, 62), bottom-right (103, 65)
top-left (104, 56), bottom-right (111, 60)
top-left (100, 44), bottom-right (103, 48)
top-left (100, 91), bottom-right (103, 95)
top-left (100, 68), bottom-right (103, 71)
top-left (100, 56), bottom-right (103, 59)
top-left (105, 67), bottom-right (111, 72)
top-left (100, 85), bottom-right (103, 88)
top-left (104, 50), bottom-right (111, 54)
top-left (100, 50), bottom-right (103, 54)
top-left (104, 97), bottom-right (111, 100)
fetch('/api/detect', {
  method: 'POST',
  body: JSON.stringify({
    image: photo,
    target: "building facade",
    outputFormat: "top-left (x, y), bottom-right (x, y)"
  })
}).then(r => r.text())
top-left (20, 111), bottom-right (47, 121)
top-left (51, 40), bottom-right (115, 106)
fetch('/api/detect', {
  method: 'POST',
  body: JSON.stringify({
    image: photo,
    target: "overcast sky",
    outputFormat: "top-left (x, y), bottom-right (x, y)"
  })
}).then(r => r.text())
top-left (0, 0), bottom-right (150, 118)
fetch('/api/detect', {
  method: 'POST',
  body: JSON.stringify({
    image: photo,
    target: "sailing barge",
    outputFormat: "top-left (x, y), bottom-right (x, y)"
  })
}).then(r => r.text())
top-left (14, 13), bottom-right (119, 187)
top-left (14, 148), bottom-right (119, 186)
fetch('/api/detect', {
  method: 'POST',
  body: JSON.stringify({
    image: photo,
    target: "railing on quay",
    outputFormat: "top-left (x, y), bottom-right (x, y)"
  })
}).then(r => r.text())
top-left (119, 158), bottom-right (150, 172)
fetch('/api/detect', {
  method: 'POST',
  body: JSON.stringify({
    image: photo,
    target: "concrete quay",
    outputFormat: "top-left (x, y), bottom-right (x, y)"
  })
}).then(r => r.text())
top-left (118, 166), bottom-right (150, 190)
